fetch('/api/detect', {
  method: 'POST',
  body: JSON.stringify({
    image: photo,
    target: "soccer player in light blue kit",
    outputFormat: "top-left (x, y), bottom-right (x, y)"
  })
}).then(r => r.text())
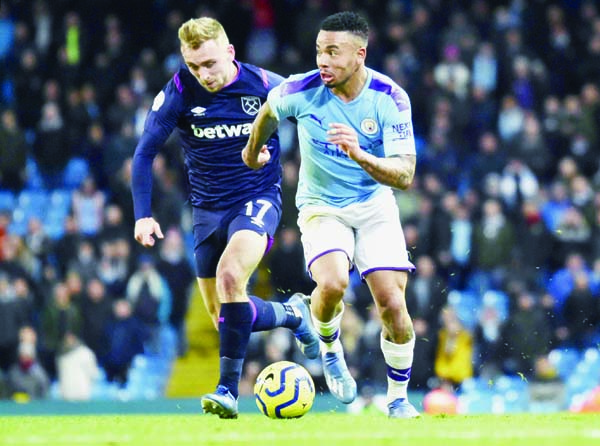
top-left (243, 11), bottom-right (419, 418)
top-left (131, 17), bottom-right (319, 419)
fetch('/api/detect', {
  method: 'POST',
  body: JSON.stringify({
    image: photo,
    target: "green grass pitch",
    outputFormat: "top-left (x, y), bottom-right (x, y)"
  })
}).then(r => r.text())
top-left (0, 412), bottom-right (598, 446)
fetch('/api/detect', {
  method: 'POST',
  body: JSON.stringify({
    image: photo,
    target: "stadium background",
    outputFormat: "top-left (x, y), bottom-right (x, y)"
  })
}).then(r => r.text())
top-left (0, 0), bottom-right (599, 415)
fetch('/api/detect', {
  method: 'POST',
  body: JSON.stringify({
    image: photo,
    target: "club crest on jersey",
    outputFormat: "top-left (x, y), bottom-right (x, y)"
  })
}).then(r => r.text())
top-left (241, 96), bottom-right (261, 115)
top-left (360, 118), bottom-right (378, 135)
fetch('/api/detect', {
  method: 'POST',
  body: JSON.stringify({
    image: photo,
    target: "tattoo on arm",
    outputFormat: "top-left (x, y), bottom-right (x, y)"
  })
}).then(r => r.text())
top-left (357, 154), bottom-right (416, 190)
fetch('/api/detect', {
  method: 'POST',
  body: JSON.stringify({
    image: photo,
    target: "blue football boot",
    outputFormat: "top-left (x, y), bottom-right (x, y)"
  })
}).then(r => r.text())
top-left (388, 398), bottom-right (420, 418)
top-left (288, 293), bottom-right (320, 360)
top-left (201, 385), bottom-right (238, 419)
top-left (322, 351), bottom-right (357, 404)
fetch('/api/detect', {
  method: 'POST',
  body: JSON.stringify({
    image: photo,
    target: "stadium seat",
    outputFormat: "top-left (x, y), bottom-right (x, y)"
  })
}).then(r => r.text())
top-left (8, 209), bottom-right (29, 236)
top-left (459, 376), bottom-right (491, 394)
top-left (582, 347), bottom-right (600, 368)
top-left (565, 374), bottom-right (598, 407)
top-left (0, 190), bottom-right (15, 211)
top-left (62, 157), bottom-right (90, 189)
top-left (457, 390), bottom-right (494, 414)
top-left (17, 189), bottom-right (49, 218)
top-left (447, 290), bottom-right (480, 331)
top-left (481, 290), bottom-right (509, 322)
top-left (25, 158), bottom-right (44, 190)
top-left (49, 189), bottom-right (72, 213)
top-left (494, 374), bottom-right (528, 393)
top-left (44, 216), bottom-right (66, 240)
top-left (548, 348), bottom-right (582, 380)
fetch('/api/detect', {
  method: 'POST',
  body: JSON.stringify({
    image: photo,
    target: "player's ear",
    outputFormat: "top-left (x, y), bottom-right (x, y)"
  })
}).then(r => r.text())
top-left (357, 46), bottom-right (366, 63)
top-left (227, 44), bottom-right (235, 60)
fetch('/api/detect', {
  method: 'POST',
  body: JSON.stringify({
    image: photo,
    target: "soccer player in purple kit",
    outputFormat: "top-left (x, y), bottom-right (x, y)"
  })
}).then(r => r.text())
top-left (131, 17), bottom-right (319, 419)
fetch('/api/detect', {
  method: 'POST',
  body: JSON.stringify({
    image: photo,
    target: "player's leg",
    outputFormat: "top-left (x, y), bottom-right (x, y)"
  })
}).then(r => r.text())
top-left (355, 191), bottom-right (419, 418)
top-left (223, 195), bottom-right (318, 356)
top-left (202, 194), bottom-right (317, 417)
top-left (249, 292), bottom-right (320, 359)
top-left (365, 271), bottom-right (419, 418)
top-left (192, 234), bottom-right (316, 350)
top-left (196, 278), bottom-right (219, 329)
top-left (299, 210), bottom-right (357, 403)
top-left (309, 252), bottom-right (357, 403)
top-left (201, 229), bottom-right (265, 418)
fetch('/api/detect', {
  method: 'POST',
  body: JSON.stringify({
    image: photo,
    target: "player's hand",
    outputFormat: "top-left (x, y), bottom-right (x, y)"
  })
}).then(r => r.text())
top-left (134, 217), bottom-right (164, 247)
top-left (242, 144), bottom-right (271, 169)
top-left (326, 123), bottom-right (365, 162)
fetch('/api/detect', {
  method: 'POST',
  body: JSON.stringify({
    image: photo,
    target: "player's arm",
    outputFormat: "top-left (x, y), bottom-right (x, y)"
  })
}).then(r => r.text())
top-left (327, 123), bottom-right (416, 190)
top-left (132, 83), bottom-right (182, 247)
top-left (356, 153), bottom-right (415, 190)
top-left (242, 102), bottom-right (280, 169)
top-left (131, 131), bottom-right (165, 247)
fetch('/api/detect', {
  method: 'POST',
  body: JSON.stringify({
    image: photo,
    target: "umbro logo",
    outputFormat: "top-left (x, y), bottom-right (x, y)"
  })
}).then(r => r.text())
top-left (191, 106), bottom-right (207, 116)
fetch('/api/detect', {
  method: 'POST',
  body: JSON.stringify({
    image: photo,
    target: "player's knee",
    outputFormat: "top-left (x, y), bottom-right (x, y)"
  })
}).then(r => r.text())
top-left (378, 296), bottom-right (408, 325)
top-left (216, 267), bottom-right (243, 300)
top-left (317, 275), bottom-right (348, 300)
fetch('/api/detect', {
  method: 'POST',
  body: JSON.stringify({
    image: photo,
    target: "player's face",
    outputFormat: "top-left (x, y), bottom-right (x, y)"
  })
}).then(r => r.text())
top-left (316, 31), bottom-right (365, 89)
top-left (181, 39), bottom-right (236, 93)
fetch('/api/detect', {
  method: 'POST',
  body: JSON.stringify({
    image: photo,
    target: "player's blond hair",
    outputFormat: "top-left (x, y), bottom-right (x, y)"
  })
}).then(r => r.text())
top-left (178, 17), bottom-right (229, 50)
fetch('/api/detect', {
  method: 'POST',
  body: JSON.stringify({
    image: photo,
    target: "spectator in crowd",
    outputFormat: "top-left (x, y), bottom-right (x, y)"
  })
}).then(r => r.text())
top-left (96, 236), bottom-right (132, 297)
top-left (56, 332), bottom-right (99, 401)
top-left (0, 273), bottom-right (30, 372)
top-left (405, 255), bottom-right (448, 333)
top-left (156, 228), bottom-right (195, 356)
top-left (102, 299), bottom-right (148, 385)
top-left (6, 327), bottom-right (49, 400)
top-left (125, 254), bottom-right (171, 354)
top-left (71, 175), bottom-right (105, 238)
top-left (66, 238), bottom-right (97, 284)
top-left (433, 305), bottom-right (474, 387)
top-left (501, 290), bottom-right (553, 377)
top-left (471, 198), bottom-right (516, 291)
top-left (39, 281), bottom-right (82, 379)
top-left (0, 108), bottom-right (29, 191)
top-left (561, 271), bottom-right (599, 349)
top-left (80, 277), bottom-right (114, 361)
top-left (32, 101), bottom-right (71, 189)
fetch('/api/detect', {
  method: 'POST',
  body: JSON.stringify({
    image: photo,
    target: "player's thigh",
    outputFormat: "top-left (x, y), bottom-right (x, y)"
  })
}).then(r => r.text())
top-left (217, 194), bottom-right (281, 286)
top-left (365, 269), bottom-right (409, 310)
top-left (310, 250), bottom-right (351, 293)
top-left (298, 211), bottom-right (355, 274)
top-left (193, 223), bottom-right (225, 279)
top-left (353, 201), bottom-right (414, 278)
top-left (218, 229), bottom-right (268, 283)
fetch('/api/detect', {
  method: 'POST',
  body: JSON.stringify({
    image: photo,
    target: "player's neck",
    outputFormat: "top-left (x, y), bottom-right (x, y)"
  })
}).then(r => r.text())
top-left (332, 66), bottom-right (367, 103)
top-left (224, 60), bottom-right (239, 87)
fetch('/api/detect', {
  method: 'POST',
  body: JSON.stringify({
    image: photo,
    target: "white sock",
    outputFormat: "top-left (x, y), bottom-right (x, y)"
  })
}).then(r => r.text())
top-left (312, 303), bottom-right (344, 354)
top-left (381, 333), bottom-right (415, 403)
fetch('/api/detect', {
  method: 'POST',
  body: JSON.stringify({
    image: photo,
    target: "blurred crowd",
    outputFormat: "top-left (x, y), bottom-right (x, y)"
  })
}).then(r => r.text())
top-left (0, 0), bottom-right (600, 403)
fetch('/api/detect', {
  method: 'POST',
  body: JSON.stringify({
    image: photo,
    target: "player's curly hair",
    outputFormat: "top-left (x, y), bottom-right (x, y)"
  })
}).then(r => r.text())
top-left (178, 17), bottom-right (229, 50)
top-left (320, 12), bottom-right (369, 44)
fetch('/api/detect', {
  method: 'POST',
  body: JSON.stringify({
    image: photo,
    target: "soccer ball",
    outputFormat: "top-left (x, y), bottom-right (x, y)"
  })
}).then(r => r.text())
top-left (254, 360), bottom-right (315, 418)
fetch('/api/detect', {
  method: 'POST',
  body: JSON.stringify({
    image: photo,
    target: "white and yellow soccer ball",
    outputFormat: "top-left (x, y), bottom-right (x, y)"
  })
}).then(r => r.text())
top-left (254, 360), bottom-right (315, 418)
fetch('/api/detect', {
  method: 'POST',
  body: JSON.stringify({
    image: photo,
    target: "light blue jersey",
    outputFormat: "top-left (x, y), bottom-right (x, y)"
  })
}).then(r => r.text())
top-left (268, 68), bottom-right (416, 209)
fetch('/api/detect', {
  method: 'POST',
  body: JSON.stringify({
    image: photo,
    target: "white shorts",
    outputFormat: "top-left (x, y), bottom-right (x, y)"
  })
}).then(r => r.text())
top-left (297, 189), bottom-right (415, 278)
